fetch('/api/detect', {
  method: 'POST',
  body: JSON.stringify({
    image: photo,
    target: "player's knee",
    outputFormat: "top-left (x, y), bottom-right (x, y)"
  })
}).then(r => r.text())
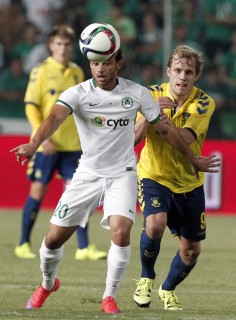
top-left (45, 232), bottom-right (65, 250)
top-left (111, 228), bottom-right (130, 247)
top-left (30, 181), bottom-right (48, 200)
top-left (146, 213), bottom-right (166, 239)
top-left (181, 245), bottom-right (201, 265)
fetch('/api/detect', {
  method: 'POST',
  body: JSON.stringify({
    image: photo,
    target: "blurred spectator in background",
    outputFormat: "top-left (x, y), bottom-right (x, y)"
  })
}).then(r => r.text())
top-left (139, 0), bottom-right (164, 28)
top-left (114, 0), bottom-right (143, 27)
top-left (0, 1), bottom-right (26, 55)
top-left (203, 0), bottom-right (236, 63)
top-left (171, 23), bottom-right (204, 53)
top-left (10, 22), bottom-right (40, 73)
top-left (70, 1), bottom-right (90, 37)
top-left (0, 55), bottom-right (28, 118)
top-left (69, 1), bottom-right (94, 79)
top-left (0, 41), bottom-right (4, 69)
top-left (174, 0), bottom-right (205, 44)
top-left (21, 0), bottom-right (66, 40)
top-left (108, 4), bottom-right (137, 57)
top-left (134, 62), bottom-right (162, 87)
top-left (85, 0), bottom-right (112, 23)
top-left (23, 41), bottom-right (49, 75)
top-left (219, 28), bottom-right (236, 109)
top-left (134, 12), bottom-right (162, 65)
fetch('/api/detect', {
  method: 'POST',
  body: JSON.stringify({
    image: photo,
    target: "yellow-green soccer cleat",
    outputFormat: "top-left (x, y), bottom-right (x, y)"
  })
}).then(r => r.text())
top-left (158, 284), bottom-right (182, 310)
top-left (75, 244), bottom-right (107, 260)
top-left (133, 278), bottom-right (154, 307)
top-left (15, 242), bottom-right (36, 259)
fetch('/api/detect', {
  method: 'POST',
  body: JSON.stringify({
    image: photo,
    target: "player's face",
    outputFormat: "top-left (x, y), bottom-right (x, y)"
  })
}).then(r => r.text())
top-left (167, 55), bottom-right (198, 100)
top-left (49, 36), bottom-right (73, 66)
top-left (90, 57), bottom-right (121, 91)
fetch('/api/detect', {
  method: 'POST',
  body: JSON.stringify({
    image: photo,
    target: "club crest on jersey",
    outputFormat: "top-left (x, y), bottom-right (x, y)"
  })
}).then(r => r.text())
top-left (91, 116), bottom-right (106, 127)
top-left (122, 97), bottom-right (133, 109)
top-left (183, 112), bottom-right (191, 122)
top-left (151, 197), bottom-right (161, 208)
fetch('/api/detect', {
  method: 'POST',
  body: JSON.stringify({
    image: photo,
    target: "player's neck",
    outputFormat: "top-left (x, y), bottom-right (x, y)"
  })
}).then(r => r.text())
top-left (93, 77), bottom-right (119, 91)
top-left (171, 93), bottom-right (191, 111)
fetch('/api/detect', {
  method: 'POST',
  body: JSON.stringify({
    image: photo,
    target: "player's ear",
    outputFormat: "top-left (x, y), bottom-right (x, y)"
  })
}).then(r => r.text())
top-left (117, 60), bottom-right (122, 71)
top-left (167, 67), bottom-right (171, 77)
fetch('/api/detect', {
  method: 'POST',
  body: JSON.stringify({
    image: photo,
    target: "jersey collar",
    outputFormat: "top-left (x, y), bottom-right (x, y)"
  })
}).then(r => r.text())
top-left (92, 77), bottom-right (119, 88)
top-left (166, 82), bottom-right (198, 108)
top-left (47, 56), bottom-right (71, 70)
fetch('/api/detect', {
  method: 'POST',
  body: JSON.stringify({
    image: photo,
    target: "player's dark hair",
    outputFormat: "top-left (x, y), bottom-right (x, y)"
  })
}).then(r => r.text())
top-left (114, 49), bottom-right (123, 62)
top-left (167, 45), bottom-right (204, 78)
top-left (106, 49), bottom-right (122, 63)
top-left (48, 25), bottom-right (76, 44)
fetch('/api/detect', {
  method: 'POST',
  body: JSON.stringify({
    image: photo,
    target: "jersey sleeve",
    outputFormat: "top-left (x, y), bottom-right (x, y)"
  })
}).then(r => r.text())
top-left (56, 85), bottom-right (78, 113)
top-left (25, 104), bottom-right (43, 132)
top-left (183, 95), bottom-right (215, 137)
top-left (24, 66), bottom-right (43, 107)
top-left (139, 86), bottom-right (160, 123)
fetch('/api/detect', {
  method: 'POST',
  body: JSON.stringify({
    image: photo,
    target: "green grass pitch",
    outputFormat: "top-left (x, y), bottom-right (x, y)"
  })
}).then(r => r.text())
top-left (0, 209), bottom-right (236, 319)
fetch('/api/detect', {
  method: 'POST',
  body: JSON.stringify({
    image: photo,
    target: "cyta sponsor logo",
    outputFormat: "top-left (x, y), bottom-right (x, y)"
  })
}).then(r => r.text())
top-left (91, 117), bottom-right (129, 129)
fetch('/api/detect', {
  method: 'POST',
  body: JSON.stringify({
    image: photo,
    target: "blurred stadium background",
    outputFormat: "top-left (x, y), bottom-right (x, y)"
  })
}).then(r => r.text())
top-left (0, 0), bottom-right (236, 214)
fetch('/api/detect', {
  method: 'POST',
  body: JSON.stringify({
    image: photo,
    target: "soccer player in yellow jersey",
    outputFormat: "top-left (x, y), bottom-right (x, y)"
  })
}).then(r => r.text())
top-left (15, 25), bottom-right (107, 261)
top-left (134, 45), bottom-right (216, 310)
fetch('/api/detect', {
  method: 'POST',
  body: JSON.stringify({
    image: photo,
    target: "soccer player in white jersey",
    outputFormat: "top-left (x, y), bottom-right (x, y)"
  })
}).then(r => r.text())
top-left (11, 47), bottom-right (220, 314)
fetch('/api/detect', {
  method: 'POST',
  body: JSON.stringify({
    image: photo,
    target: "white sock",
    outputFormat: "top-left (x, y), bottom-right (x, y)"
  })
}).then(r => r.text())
top-left (39, 238), bottom-right (64, 290)
top-left (103, 241), bottom-right (131, 299)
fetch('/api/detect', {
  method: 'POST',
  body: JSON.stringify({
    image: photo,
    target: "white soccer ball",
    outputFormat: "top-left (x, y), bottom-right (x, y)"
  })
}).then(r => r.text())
top-left (79, 23), bottom-right (120, 62)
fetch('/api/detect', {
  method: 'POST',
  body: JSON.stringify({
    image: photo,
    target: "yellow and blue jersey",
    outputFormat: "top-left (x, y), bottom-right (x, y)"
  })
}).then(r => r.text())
top-left (137, 82), bottom-right (215, 193)
top-left (24, 56), bottom-right (84, 151)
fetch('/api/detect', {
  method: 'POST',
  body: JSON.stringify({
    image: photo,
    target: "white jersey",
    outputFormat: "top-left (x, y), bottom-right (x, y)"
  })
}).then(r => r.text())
top-left (57, 77), bottom-right (160, 177)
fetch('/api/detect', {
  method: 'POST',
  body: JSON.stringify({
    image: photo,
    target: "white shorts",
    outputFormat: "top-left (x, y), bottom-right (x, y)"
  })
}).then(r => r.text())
top-left (50, 170), bottom-right (138, 229)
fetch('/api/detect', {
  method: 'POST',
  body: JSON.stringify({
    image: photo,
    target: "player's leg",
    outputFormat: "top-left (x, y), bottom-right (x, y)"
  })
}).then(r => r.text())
top-left (20, 181), bottom-right (47, 243)
top-left (25, 171), bottom-right (104, 310)
top-left (101, 215), bottom-right (133, 314)
top-left (25, 223), bottom-right (77, 309)
top-left (159, 186), bottom-right (205, 310)
top-left (134, 179), bottom-right (170, 307)
top-left (15, 153), bottom-right (57, 259)
top-left (75, 225), bottom-right (108, 260)
top-left (101, 172), bottom-right (137, 314)
top-left (75, 223), bottom-right (107, 260)
top-left (159, 238), bottom-right (200, 311)
top-left (58, 151), bottom-right (107, 260)
top-left (162, 237), bottom-right (200, 290)
top-left (134, 213), bottom-right (166, 307)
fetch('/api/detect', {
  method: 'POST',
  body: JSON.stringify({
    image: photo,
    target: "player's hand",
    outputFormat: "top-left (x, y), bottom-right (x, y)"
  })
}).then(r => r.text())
top-left (157, 96), bottom-right (177, 109)
top-left (192, 154), bottom-right (221, 179)
top-left (10, 143), bottom-right (37, 165)
top-left (160, 109), bottom-right (172, 126)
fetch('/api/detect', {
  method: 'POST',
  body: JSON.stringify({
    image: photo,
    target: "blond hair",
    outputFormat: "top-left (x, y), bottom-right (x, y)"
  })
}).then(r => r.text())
top-left (167, 45), bottom-right (204, 78)
top-left (48, 25), bottom-right (76, 44)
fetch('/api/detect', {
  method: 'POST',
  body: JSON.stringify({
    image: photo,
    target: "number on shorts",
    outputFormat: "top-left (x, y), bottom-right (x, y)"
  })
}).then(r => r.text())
top-left (54, 201), bottom-right (69, 219)
top-left (200, 211), bottom-right (206, 230)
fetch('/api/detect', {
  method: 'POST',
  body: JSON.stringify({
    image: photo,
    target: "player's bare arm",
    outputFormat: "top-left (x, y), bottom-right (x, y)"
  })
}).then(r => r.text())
top-left (135, 111), bottom-right (171, 146)
top-left (10, 104), bottom-right (70, 165)
top-left (153, 119), bottom-right (220, 175)
top-left (156, 96), bottom-right (203, 144)
top-left (134, 116), bottom-right (149, 146)
top-left (25, 104), bottom-right (57, 155)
